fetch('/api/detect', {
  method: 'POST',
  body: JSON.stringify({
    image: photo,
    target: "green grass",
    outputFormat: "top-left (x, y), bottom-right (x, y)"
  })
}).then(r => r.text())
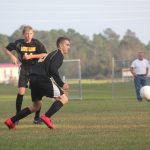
top-left (1, 84), bottom-right (150, 150)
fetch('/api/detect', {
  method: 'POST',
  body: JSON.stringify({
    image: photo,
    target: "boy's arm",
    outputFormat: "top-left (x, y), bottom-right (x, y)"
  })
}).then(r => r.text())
top-left (23, 53), bottom-right (47, 60)
top-left (3, 48), bottom-right (18, 65)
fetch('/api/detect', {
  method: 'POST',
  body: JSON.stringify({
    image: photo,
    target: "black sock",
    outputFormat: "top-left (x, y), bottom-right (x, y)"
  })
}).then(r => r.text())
top-left (45, 100), bottom-right (63, 118)
top-left (11, 107), bottom-right (31, 123)
top-left (34, 107), bottom-right (41, 120)
top-left (16, 94), bottom-right (23, 113)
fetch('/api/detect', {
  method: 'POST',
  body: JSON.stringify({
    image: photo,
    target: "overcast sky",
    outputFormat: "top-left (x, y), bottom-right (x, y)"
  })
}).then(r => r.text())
top-left (0, 0), bottom-right (150, 44)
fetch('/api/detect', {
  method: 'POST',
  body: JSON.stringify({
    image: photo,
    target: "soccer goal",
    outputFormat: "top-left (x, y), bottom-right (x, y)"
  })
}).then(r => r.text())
top-left (59, 59), bottom-right (82, 100)
top-left (111, 58), bottom-right (135, 100)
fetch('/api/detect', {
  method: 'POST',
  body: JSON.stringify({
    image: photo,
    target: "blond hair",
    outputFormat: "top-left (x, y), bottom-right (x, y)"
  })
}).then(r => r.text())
top-left (22, 25), bottom-right (33, 35)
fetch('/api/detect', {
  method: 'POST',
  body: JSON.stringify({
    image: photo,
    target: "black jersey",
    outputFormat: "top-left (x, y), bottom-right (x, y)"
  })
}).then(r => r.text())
top-left (6, 38), bottom-right (47, 65)
top-left (30, 50), bottom-right (64, 87)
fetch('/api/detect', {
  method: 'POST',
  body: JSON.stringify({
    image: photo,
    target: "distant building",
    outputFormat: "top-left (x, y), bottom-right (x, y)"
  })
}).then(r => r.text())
top-left (0, 63), bottom-right (19, 85)
top-left (122, 68), bottom-right (133, 82)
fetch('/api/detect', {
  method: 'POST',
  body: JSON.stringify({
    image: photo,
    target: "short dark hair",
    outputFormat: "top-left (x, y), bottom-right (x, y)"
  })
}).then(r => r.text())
top-left (56, 36), bottom-right (70, 48)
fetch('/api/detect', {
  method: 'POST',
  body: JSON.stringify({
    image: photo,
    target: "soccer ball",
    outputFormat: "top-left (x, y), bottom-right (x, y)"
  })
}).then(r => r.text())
top-left (140, 86), bottom-right (150, 101)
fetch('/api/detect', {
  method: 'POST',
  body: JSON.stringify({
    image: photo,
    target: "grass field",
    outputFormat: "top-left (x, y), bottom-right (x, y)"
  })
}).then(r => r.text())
top-left (1, 83), bottom-right (150, 150)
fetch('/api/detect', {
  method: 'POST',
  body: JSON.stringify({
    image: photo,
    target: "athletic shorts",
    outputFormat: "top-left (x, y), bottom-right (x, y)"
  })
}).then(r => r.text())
top-left (30, 75), bottom-right (64, 102)
top-left (18, 65), bottom-right (31, 87)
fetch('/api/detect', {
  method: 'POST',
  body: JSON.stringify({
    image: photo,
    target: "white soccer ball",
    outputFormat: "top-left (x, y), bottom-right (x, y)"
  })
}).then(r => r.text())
top-left (140, 86), bottom-right (150, 101)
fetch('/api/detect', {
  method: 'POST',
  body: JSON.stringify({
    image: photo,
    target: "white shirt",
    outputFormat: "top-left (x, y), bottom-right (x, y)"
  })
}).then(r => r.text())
top-left (131, 59), bottom-right (149, 75)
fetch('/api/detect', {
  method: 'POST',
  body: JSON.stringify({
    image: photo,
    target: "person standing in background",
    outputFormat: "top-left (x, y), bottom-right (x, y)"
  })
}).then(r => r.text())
top-left (3, 25), bottom-right (47, 124)
top-left (130, 51), bottom-right (149, 101)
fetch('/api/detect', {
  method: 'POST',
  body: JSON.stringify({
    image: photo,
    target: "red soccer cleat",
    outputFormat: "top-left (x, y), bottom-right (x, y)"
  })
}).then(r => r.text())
top-left (5, 118), bottom-right (16, 130)
top-left (40, 114), bottom-right (55, 129)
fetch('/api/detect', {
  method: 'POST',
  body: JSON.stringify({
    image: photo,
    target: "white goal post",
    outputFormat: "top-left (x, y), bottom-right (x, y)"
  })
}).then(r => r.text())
top-left (59, 59), bottom-right (82, 100)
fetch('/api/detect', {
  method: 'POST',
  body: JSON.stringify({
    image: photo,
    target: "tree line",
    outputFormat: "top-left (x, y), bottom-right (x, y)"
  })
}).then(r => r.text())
top-left (0, 26), bottom-right (150, 79)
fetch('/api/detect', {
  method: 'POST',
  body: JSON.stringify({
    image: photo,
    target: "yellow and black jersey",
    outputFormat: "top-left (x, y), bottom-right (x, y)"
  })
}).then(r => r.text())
top-left (6, 38), bottom-right (47, 65)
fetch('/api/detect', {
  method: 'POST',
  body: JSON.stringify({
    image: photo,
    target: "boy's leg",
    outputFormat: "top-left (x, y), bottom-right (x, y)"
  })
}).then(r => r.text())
top-left (44, 81), bottom-right (68, 118)
top-left (17, 66), bottom-right (28, 114)
top-left (12, 107), bottom-right (32, 123)
top-left (16, 87), bottom-right (26, 114)
top-left (33, 107), bottom-right (43, 124)
top-left (41, 94), bottom-right (68, 129)
top-left (5, 101), bottom-right (42, 129)
top-left (16, 93), bottom-right (24, 113)
top-left (5, 107), bottom-right (32, 129)
top-left (15, 87), bottom-right (26, 125)
top-left (40, 100), bottom-right (63, 129)
top-left (45, 100), bottom-right (63, 117)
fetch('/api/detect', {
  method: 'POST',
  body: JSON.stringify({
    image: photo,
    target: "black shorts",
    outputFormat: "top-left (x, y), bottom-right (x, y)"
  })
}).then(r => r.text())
top-left (18, 65), bottom-right (31, 87)
top-left (30, 75), bottom-right (64, 102)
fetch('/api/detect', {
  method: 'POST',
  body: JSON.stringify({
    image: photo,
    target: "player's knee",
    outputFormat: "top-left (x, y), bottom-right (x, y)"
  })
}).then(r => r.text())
top-left (18, 87), bottom-right (26, 95)
top-left (60, 95), bottom-right (68, 105)
top-left (64, 97), bottom-right (69, 104)
top-left (29, 101), bottom-right (42, 112)
top-left (28, 106), bottom-right (35, 113)
top-left (30, 105), bottom-right (41, 112)
top-left (18, 91), bottom-right (25, 95)
top-left (34, 106), bottom-right (40, 112)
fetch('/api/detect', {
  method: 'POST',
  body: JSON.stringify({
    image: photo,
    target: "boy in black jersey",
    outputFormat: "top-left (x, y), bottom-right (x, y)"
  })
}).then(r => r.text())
top-left (5, 36), bottom-right (70, 129)
top-left (3, 25), bottom-right (47, 124)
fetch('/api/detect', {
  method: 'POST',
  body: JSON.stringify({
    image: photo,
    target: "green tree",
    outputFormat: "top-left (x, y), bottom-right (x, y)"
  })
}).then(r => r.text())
top-left (0, 34), bottom-right (9, 62)
top-left (120, 29), bottom-right (145, 60)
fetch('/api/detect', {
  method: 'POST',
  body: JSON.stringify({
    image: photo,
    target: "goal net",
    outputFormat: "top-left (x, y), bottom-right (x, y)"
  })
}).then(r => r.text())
top-left (59, 59), bottom-right (82, 100)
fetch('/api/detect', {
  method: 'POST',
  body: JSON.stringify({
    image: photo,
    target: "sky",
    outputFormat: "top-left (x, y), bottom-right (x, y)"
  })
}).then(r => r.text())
top-left (0, 0), bottom-right (150, 44)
